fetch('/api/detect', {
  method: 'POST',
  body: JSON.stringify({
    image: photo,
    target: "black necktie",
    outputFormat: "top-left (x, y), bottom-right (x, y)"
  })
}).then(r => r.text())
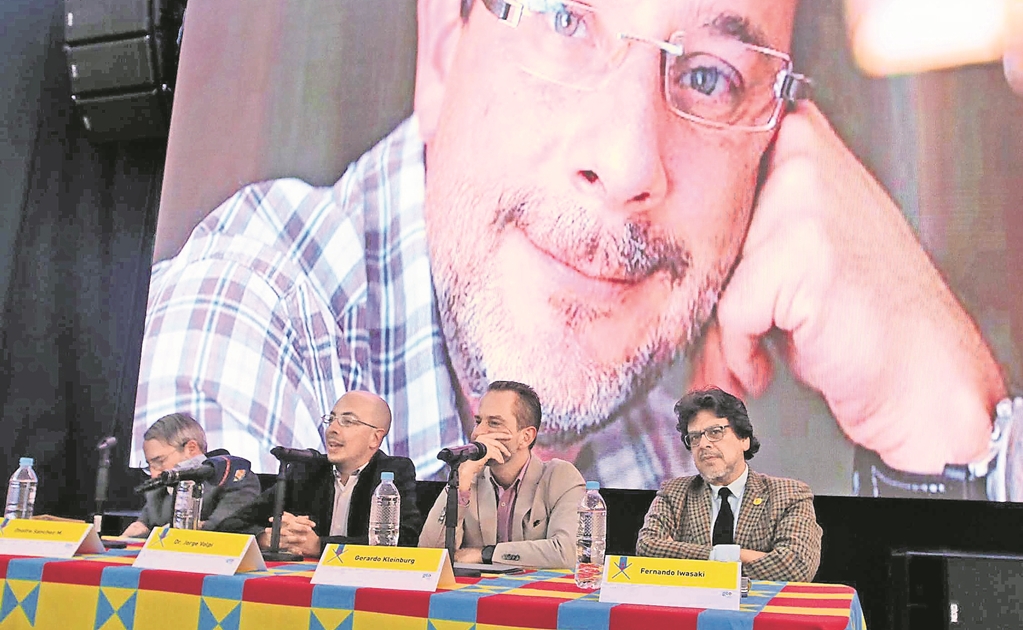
top-left (713, 487), bottom-right (734, 545)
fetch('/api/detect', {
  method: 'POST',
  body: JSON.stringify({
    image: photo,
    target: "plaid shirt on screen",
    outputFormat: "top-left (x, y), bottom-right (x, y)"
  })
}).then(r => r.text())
top-left (133, 116), bottom-right (704, 488)
top-left (133, 117), bottom-right (463, 479)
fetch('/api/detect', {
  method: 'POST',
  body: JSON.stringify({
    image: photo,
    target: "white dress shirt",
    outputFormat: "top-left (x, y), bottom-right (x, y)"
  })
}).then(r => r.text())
top-left (708, 463), bottom-right (749, 533)
top-left (329, 466), bottom-right (362, 536)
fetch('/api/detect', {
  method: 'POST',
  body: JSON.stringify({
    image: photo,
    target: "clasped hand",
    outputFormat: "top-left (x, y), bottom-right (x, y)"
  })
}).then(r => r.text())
top-left (258, 511), bottom-right (321, 557)
top-left (457, 432), bottom-right (513, 491)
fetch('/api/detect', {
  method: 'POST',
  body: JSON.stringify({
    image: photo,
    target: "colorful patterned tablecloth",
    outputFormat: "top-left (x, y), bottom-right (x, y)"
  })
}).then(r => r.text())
top-left (0, 547), bottom-right (866, 630)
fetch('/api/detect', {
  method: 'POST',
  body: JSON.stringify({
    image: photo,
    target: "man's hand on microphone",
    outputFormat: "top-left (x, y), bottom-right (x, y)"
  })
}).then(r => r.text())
top-left (457, 433), bottom-right (512, 491)
top-left (261, 511), bottom-right (321, 557)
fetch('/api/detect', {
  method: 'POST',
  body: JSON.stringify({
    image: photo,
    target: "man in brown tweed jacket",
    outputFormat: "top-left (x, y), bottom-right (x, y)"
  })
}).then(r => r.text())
top-left (636, 388), bottom-right (822, 582)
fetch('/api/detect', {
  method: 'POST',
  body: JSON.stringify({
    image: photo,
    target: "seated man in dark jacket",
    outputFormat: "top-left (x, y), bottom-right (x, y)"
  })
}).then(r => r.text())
top-left (123, 412), bottom-right (261, 536)
top-left (220, 391), bottom-right (421, 555)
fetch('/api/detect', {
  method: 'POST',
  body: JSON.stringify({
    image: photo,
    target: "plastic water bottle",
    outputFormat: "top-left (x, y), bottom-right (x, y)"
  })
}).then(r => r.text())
top-left (369, 472), bottom-right (400, 546)
top-left (172, 480), bottom-right (203, 529)
top-left (4, 458), bottom-right (38, 519)
top-left (575, 481), bottom-right (607, 589)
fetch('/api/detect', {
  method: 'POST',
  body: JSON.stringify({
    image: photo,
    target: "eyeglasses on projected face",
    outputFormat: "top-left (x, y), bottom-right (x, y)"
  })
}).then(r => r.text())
top-left (481, 0), bottom-right (812, 132)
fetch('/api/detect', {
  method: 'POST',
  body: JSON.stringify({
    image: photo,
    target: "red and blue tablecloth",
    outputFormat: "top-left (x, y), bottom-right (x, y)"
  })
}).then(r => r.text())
top-left (0, 548), bottom-right (866, 630)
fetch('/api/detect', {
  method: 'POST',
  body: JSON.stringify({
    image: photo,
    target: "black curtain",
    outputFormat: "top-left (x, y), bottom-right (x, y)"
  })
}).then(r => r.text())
top-left (0, 0), bottom-right (163, 518)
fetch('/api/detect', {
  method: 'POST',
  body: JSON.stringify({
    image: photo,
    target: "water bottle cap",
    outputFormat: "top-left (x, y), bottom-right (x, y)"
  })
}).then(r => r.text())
top-left (19, 458), bottom-right (33, 467)
top-left (586, 480), bottom-right (600, 490)
top-left (381, 472), bottom-right (394, 481)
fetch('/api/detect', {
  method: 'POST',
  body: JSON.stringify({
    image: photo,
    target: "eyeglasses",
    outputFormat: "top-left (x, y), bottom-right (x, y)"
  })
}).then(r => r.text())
top-left (142, 440), bottom-right (189, 475)
top-left (682, 424), bottom-right (733, 448)
top-left (320, 413), bottom-right (381, 431)
top-left (481, 0), bottom-right (811, 131)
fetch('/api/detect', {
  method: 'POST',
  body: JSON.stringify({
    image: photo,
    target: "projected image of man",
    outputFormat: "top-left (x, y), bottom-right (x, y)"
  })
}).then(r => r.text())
top-left (133, 0), bottom-right (1008, 494)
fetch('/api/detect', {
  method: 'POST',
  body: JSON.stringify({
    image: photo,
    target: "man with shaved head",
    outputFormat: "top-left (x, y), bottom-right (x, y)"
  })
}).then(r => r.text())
top-left (221, 391), bottom-right (422, 555)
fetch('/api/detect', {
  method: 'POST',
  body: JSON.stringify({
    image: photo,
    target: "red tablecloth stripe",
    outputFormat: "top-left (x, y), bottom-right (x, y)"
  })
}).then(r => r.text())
top-left (41, 559), bottom-right (116, 586)
top-left (241, 574), bottom-right (313, 607)
top-left (138, 569), bottom-right (206, 596)
top-left (608, 602), bottom-right (701, 629)
top-left (753, 611), bottom-right (853, 630)
top-left (766, 597), bottom-right (852, 610)
top-left (354, 587), bottom-right (433, 617)
top-left (476, 592), bottom-right (563, 629)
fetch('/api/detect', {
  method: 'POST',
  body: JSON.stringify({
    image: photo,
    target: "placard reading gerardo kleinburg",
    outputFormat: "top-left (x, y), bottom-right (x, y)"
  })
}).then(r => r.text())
top-left (311, 544), bottom-right (455, 592)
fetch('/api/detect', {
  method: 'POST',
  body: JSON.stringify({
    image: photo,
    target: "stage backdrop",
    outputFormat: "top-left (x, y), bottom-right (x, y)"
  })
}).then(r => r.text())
top-left (0, 0), bottom-right (161, 519)
top-left (135, 0), bottom-right (1023, 498)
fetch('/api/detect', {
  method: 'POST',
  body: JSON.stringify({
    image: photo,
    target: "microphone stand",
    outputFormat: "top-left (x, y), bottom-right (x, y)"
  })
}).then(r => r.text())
top-left (262, 458), bottom-right (302, 562)
top-left (444, 462), bottom-right (458, 559)
top-left (93, 440), bottom-right (114, 533)
top-left (444, 460), bottom-right (480, 578)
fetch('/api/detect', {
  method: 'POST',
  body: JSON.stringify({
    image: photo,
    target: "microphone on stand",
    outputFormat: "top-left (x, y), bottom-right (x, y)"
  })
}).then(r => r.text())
top-left (133, 455), bottom-right (252, 494)
top-left (263, 447), bottom-right (326, 562)
top-left (437, 442), bottom-right (487, 464)
top-left (269, 446), bottom-right (327, 465)
top-left (94, 437), bottom-right (117, 534)
top-left (436, 442), bottom-right (488, 577)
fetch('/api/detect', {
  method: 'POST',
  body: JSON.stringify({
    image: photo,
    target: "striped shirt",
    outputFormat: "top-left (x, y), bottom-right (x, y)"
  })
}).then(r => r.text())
top-left (132, 117), bottom-right (462, 480)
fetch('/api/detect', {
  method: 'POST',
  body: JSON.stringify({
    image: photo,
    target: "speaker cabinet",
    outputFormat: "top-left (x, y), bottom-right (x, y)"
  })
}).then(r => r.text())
top-left (891, 550), bottom-right (1023, 629)
top-left (64, 0), bottom-right (185, 142)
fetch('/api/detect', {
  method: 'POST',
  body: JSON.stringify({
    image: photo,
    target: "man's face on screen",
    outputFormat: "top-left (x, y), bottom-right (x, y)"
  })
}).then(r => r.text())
top-left (423, 0), bottom-right (796, 436)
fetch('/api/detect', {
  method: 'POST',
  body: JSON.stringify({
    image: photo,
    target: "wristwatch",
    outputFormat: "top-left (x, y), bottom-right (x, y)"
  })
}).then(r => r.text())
top-left (481, 545), bottom-right (496, 564)
top-left (853, 396), bottom-right (1023, 501)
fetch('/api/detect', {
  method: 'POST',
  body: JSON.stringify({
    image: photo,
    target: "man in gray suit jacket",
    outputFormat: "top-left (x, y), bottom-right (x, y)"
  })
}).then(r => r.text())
top-left (122, 413), bottom-right (261, 536)
top-left (637, 388), bottom-right (822, 582)
top-left (420, 381), bottom-right (585, 569)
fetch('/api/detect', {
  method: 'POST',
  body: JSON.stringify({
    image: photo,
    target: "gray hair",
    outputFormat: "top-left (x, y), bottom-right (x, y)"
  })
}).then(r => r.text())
top-left (143, 413), bottom-right (208, 453)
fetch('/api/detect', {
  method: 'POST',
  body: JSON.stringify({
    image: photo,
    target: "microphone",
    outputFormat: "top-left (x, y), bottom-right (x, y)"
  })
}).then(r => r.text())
top-left (437, 442), bottom-right (487, 464)
top-left (270, 446), bottom-right (327, 464)
top-left (134, 455), bottom-right (252, 494)
top-left (95, 438), bottom-right (115, 500)
top-left (94, 436), bottom-right (117, 531)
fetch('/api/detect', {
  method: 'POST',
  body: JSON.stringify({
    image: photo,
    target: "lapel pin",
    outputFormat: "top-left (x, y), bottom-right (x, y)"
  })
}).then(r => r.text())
top-left (753, 497), bottom-right (763, 505)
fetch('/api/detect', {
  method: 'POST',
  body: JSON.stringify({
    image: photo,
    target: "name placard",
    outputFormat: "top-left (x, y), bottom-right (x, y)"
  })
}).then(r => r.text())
top-left (311, 544), bottom-right (455, 592)
top-left (598, 555), bottom-right (741, 611)
top-left (133, 526), bottom-right (266, 576)
top-left (0, 518), bottom-right (104, 558)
